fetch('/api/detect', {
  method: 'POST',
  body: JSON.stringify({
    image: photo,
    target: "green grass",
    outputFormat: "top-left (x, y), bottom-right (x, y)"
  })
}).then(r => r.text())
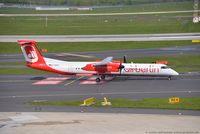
top-left (0, 41), bottom-right (196, 54)
top-left (0, 2), bottom-right (198, 35)
top-left (30, 100), bottom-right (82, 107)
top-left (0, 13), bottom-right (199, 35)
top-left (29, 98), bottom-right (200, 110)
top-left (0, 1), bottom-right (194, 14)
top-left (0, 68), bottom-right (53, 74)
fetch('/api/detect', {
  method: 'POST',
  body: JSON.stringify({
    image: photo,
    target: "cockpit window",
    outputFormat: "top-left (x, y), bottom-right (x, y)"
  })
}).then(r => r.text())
top-left (161, 66), bottom-right (169, 69)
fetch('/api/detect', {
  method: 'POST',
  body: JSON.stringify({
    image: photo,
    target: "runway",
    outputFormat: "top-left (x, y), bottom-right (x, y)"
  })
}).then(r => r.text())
top-left (0, 73), bottom-right (200, 115)
top-left (1, 45), bottom-right (200, 63)
top-left (0, 33), bottom-right (200, 42)
top-left (0, 10), bottom-right (199, 16)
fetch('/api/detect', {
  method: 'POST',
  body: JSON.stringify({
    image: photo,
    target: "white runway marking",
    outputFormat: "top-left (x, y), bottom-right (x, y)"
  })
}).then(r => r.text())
top-left (1, 33), bottom-right (199, 42)
top-left (56, 53), bottom-right (95, 58)
top-left (1, 90), bottom-right (199, 99)
top-left (32, 80), bottom-right (63, 85)
top-left (0, 10), bottom-right (199, 17)
top-left (45, 77), bottom-right (70, 80)
top-left (80, 80), bottom-right (105, 85)
top-left (80, 76), bottom-right (114, 85)
top-left (32, 77), bottom-right (70, 85)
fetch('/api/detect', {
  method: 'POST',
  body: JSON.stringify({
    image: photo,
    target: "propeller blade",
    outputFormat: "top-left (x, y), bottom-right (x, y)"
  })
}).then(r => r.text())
top-left (123, 55), bottom-right (127, 63)
top-left (119, 60), bottom-right (122, 75)
top-left (118, 60), bottom-right (125, 75)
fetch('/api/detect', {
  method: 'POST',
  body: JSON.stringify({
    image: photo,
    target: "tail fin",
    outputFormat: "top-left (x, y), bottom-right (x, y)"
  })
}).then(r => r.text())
top-left (18, 40), bottom-right (45, 64)
top-left (18, 40), bottom-right (74, 75)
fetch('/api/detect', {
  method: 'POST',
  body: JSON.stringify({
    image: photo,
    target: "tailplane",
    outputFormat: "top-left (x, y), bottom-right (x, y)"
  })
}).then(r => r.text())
top-left (18, 40), bottom-right (72, 75)
top-left (18, 40), bottom-right (45, 65)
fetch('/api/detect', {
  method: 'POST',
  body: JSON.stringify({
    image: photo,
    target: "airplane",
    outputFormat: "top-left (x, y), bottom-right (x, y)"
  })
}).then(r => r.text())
top-left (18, 40), bottom-right (179, 82)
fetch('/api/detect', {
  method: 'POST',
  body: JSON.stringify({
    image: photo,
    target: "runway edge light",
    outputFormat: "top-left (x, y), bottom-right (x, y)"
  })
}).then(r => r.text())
top-left (168, 97), bottom-right (180, 103)
top-left (80, 97), bottom-right (95, 106)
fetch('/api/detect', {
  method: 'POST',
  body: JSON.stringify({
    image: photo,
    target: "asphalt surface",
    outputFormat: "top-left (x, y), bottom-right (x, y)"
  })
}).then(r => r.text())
top-left (0, 44), bottom-right (199, 115)
top-left (0, 33), bottom-right (200, 42)
top-left (0, 73), bottom-right (199, 115)
top-left (0, 10), bottom-right (199, 16)
top-left (1, 45), bottom-right (200, 63)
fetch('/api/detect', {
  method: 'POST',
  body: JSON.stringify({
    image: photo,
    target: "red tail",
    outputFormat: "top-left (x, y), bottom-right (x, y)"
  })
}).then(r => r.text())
top-left (18, 40), bottom-right (45, 65)
top-left (18, 40), bottom-right (74, 75)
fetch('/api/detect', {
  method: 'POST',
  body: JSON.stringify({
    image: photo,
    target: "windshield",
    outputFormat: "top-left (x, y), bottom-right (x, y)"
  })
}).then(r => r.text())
top-left (161, 66), bottom-right (169, 69)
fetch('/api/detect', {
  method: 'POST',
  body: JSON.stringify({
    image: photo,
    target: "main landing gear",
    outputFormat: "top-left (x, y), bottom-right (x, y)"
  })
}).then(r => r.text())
top-left (96, 77), bottom-right (101, 82)
top-left (96, 75), bottom-right (106, 82)
top-left (168, 76), bottom-right (171, 80)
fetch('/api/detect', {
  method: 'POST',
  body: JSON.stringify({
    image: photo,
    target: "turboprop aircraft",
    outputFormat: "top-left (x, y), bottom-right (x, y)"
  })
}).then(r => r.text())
top-left (18, 40), bottom-right (179, 82)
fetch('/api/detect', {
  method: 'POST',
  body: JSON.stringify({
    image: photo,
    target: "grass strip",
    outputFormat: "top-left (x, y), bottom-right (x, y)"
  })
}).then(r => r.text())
top-left (0, 41), bottom-right (195, 54)
top-left (0, 12), bottom-right (199, 35)
top-left (0, 1), bottom-right (194, 14)
top-left (0, 68), bottom-right (53, 74)
top-left (29, 98), bottom-right (200, 110)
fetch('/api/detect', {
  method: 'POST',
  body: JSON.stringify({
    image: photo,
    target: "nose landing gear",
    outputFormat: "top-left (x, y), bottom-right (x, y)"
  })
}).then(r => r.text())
top-left (100, 75), bottom-right (105, 80)
top-left (168, 76), bottom-right (171, 80)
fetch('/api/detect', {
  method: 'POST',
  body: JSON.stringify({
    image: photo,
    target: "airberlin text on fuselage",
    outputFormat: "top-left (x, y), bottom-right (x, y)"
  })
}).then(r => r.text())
top-left (124, 67), bottom-right (160, 73)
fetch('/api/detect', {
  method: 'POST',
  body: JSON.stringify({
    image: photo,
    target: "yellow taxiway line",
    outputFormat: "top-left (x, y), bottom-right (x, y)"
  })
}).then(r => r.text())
top-left (64, 76), bottom-right (84, 86)
top-left (57, 53), bottom-right (95, 58)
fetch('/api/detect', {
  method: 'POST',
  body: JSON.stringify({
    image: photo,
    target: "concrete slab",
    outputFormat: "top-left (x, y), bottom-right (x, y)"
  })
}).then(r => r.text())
top-left (0, 112), bottom-right (199, 134)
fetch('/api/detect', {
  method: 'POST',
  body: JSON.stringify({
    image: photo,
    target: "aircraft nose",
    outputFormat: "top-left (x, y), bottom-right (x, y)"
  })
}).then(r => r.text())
top-left (172, 69), bottom-right (179, 76)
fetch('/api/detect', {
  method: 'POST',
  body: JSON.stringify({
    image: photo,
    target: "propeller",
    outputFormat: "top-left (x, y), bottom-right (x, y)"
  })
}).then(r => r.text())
top-left (118, 55), bottom-right (128, 75)
top-left (123, 55), bottom-right (127, 63)
top-left (118, 56), bottom-right (126, 75)
top-left (118, 63), bottom-right (124, 75)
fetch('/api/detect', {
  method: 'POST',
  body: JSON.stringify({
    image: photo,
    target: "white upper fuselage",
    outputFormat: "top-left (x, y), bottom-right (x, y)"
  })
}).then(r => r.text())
top-left (44, 57), bottom-right (179, 76)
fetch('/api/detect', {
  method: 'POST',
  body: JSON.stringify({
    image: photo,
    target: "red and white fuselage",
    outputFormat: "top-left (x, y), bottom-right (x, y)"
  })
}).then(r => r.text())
top-left (18, 40), bottom-right (179, 82)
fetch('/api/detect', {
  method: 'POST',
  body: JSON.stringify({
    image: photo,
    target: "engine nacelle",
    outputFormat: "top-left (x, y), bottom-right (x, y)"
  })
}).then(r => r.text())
top-left (82, 63), bottom-right (119, 73)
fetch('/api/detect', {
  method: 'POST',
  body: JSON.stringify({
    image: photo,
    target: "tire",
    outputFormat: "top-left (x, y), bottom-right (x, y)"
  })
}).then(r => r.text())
top-left (96, 78), bottom-right (101, 82)
top-left (101, 75), bottom-right (105, 80)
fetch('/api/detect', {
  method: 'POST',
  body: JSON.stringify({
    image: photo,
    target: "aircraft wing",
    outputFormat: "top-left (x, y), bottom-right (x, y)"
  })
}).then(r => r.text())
top-left (93, 57), bottom-right (113, 67)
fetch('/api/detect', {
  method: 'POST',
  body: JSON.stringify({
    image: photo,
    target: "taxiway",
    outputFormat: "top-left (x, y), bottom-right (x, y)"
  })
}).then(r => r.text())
top-left (0, 73), bottom-right (199, 115)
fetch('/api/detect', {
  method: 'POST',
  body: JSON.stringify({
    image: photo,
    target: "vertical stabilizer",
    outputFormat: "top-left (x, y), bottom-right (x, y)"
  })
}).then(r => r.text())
top-left (18, 40), bottom-right (45, 65)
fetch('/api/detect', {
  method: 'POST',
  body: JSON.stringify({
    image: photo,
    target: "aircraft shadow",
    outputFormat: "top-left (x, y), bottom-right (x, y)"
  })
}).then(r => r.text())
top-left (30, 77), bottom-right (46, 80)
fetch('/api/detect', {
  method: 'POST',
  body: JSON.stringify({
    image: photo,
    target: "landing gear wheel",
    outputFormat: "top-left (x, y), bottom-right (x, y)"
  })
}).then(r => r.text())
top-left (101, 75), bottom-right (105, 80)
top-left (96, 78), bottom-right (101, 82)
top-left (168, 76), bottom-right (171, 80)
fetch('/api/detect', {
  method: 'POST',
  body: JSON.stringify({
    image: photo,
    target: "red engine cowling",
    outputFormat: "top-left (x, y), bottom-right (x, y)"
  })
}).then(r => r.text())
top-left (82, 63), bottom-right (119, 73)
